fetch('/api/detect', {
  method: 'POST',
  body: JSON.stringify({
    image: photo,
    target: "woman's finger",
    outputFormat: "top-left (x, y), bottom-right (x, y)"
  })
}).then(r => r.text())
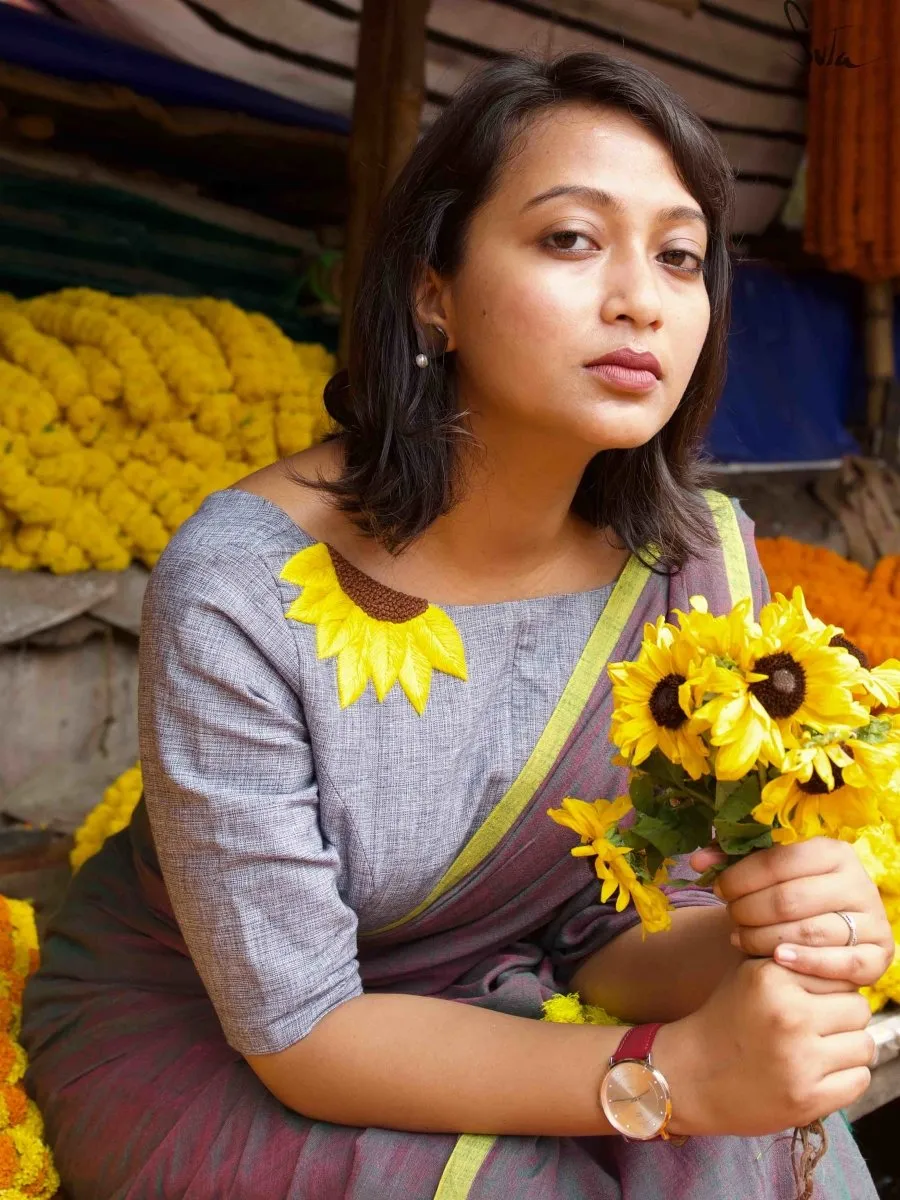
top-left (774, 942), bottom-right (893, 988)
top-left (715, 839), bottom-right (846, 903)
top-left (727, 873), bottom-right (863, 929)
top-left (819, 1030), bottom-right (879, 1074)
top-left (690, 845), bottom-right (727, 872)
top-left (731, 911), bottom-right (877, 957)
top-left (804, 989), bottom-right (872, 1035)
top-left (809, 1068), bottom-right (871, 1121)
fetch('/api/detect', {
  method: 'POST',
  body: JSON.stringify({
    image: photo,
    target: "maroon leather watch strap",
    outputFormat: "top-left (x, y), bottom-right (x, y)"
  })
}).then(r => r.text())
top-left (611, 1023), bottom-right (663, 1064)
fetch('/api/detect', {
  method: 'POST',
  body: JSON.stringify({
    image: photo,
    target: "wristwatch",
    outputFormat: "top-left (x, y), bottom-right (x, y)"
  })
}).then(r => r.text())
top-left (599, 1023), bottom-right (681, 1142)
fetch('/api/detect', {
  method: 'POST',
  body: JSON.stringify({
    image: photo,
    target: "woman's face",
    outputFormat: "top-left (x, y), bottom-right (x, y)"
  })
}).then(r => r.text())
top-left (440, 104), bottom-right (712, 456)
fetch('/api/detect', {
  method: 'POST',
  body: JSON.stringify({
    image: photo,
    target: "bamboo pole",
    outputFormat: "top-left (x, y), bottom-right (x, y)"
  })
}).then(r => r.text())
top-left (339, 0), bottom-right (431, 367)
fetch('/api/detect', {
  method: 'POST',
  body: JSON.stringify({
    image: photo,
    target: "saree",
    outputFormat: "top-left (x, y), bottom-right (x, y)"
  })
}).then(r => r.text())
top-left (21, 495), bottom-right (877, 1199)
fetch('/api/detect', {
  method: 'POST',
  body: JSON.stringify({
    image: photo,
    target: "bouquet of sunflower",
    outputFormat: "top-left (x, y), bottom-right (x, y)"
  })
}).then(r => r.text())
top-left (548, 587), bottom-right (900, 934)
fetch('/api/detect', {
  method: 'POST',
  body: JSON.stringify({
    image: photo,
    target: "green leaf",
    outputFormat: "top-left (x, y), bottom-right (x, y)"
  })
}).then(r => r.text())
top-left (632, 804), bottom-right (713, 859)
top-left (643, 844), bottom-right (664, 881)
top-left (642, 749), bottom-right (689, 789)
top-left (714, 817), bottom-right (773, 857)
top-left (629, 773), bottom-right (658, 815)
top-left (715, 775), bottom-right (762, 823)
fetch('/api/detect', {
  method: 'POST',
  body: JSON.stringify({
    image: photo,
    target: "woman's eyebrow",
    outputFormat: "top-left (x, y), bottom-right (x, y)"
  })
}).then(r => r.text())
top-left (520, 185), bottom-right (708, 231)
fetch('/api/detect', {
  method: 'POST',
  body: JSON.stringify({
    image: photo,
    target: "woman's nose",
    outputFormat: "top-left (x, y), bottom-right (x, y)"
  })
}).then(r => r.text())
top-left (598, 252), bottom-right (664, 330)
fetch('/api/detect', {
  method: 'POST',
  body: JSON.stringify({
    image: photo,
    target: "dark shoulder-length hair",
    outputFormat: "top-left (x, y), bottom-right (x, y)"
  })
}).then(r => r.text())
top-left (316, 51), bottom-right (735, 570)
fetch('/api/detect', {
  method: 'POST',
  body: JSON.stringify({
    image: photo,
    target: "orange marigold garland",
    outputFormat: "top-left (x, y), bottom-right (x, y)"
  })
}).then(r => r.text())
top-left (757, 538), bottom-right (900, 663)
top-left (0, 897), bottom-right (59, 1199)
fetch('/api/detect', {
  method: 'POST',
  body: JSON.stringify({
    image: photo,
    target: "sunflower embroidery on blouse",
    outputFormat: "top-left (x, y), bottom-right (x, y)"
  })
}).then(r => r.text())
top-left (280, 543), bottom-right (467, 714)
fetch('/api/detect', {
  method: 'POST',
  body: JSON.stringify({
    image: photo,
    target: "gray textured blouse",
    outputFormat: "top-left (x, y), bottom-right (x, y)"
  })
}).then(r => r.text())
top-left (138, 488), bottom-right (614, 1056)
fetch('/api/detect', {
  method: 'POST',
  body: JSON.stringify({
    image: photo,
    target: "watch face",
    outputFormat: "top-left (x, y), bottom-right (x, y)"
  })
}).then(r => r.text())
top-left (600, 1060), bottom-right (671, 1140)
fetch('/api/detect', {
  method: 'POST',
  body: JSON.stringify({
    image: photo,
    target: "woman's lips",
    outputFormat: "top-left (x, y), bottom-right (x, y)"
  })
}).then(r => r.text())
top-left (585, 362), bottom-right (660, 393)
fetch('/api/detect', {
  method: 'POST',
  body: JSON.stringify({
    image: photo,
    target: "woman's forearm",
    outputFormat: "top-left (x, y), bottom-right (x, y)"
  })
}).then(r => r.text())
top-left (570, 904), bottom-right (743, 1022)
top-left (247, 992), bottom-right (658, 1136)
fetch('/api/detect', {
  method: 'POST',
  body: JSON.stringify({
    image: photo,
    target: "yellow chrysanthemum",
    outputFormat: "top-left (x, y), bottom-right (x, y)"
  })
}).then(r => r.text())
top-left (281, 543), bottom-right (467, 714)
top-left (851, 823), bottom-right (900, 893)
top-left (608, 616), bottom-right (710, 779)
top-left (862, 946), bottom-right (900, 1013)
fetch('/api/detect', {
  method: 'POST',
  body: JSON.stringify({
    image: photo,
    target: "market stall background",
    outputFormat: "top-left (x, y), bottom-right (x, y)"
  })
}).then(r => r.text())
top-left (1, 2), bottom-right (900, 1196)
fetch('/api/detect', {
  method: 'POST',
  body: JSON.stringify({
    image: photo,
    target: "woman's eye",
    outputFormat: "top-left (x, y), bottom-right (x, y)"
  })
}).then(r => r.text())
top-left (659, 248), bottom-right (705, 275)
top-left (544, 230), bottom-right (596, 253)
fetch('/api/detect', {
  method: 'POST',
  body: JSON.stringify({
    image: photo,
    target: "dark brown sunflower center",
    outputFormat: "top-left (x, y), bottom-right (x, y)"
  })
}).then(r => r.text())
top-left (749, 652), bottom-right (806, 718)
top-left (829, 634), bottom-right (869, 670)
top-left (649, 673), bottom-right (688, 729)
top-left (328, 547), bottom-right (428, 623)
top-left (797, 761), bottom-right (846, 794)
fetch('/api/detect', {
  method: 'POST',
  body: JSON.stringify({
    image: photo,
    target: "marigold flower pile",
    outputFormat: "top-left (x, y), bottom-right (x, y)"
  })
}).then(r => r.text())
top-left (547, 586), bottom-right (900, 1011)
top-left (0, 288), bottom-right (333, 573)
top-left (0, 898), bottom-right (59, 1199)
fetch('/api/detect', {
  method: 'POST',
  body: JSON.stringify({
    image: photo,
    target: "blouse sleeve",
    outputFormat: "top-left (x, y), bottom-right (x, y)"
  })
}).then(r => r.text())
top-left (138, 536), bottom-right (363, 1056)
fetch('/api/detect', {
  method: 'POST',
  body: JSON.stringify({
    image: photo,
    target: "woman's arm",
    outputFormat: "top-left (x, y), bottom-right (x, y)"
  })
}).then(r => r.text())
top-left (569, 904), bottom-right (743, 1022)
top-left (246, 957), bottom-right (873, 1139)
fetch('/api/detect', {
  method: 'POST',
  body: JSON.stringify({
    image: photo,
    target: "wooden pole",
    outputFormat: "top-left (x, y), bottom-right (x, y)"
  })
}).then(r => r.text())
top-left (339, 0), bottom-right (431, 367)
top-left (864, 279), bottom-right (896, 458)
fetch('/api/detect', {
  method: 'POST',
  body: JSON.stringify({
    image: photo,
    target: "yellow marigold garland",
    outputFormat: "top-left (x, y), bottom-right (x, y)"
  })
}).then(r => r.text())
top-left (70, 764), bottom-right (144, 873)
top-left (0, 897), bottom-right (59, 1199)
top-left (0, 288), bottom-right (334, 573)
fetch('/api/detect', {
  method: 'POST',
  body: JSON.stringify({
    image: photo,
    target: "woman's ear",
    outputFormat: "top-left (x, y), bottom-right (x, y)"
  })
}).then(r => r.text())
top-left (414, 265), bottom-right (457, 352)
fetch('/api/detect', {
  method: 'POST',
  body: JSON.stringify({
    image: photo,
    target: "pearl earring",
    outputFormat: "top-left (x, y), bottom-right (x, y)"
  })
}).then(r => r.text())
top-left (415, 325), bottom-right (448, 368)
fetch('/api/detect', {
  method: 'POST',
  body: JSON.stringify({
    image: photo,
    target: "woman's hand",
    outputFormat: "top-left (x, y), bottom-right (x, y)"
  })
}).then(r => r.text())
top-left (657, 956), bottom-right (874, 1137)
top-left (691, 838), bottom-right (893, 989)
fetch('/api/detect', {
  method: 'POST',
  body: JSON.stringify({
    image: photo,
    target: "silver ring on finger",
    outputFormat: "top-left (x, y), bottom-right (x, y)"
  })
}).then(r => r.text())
top-left (835, 910), bottom-right (859, 947)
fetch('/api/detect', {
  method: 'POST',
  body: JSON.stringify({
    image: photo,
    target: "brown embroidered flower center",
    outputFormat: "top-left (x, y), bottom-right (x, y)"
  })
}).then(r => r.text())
top-left (829, 633), bottom-right (869, 669)
top-left (649, 673), bottom-right (688, 729)
top-left (749, 652), bottom-right (806, 718)
top-left (328, 547), bottom-right (429, 623)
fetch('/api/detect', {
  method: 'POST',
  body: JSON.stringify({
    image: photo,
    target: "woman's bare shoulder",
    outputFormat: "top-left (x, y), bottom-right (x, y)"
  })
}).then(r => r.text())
top-left (233, 441), bottom-right (347, 544)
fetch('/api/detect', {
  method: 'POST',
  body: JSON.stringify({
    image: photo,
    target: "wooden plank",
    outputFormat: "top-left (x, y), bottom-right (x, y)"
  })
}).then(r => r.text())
top-left (846, 1009), bottom-right (900, 1121)
top-left (339, 0), bottom-right (431, 365)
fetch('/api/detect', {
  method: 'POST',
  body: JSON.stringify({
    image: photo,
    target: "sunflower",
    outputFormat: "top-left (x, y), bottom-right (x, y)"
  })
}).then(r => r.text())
top-left (547, 795), bottom-right (633, 844)
top-left (281, 543), bottom-right (467, 714)
top-left (608, 616), bottom-right (710, 779)
top-left (547, 795), bottom-right (672, 934)
top-left (752, 732), bottom-right (883, 844)
top-left (858, 658), bottom-right (900, 711)
top-left (689, 590), bottom-right (869, 781)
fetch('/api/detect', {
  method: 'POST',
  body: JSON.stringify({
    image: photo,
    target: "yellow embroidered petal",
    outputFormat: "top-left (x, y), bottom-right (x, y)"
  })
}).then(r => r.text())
top-left (368, 624), bottom-right (406, 702)
top-left (398, 639), bottom-right (433, 715)
top-left (412, 606), bottom-right (468, 680)
top-left (336, 623), bottom-right (372, 707)
top-left (279, 542), bottom-right (333, 587)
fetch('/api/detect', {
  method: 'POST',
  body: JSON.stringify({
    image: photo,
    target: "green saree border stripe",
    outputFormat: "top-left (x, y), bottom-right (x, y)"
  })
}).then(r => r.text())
top-left (433, 1134), bottom-right (497, 1200)
top-left (365, 554), bottom-right (653, 937)
top-left (704, 489), bottom-right (752, 606)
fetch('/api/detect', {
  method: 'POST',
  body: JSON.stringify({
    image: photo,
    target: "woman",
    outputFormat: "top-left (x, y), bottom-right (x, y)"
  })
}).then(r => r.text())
top-left (23, 52), bottom-right (890, 1199)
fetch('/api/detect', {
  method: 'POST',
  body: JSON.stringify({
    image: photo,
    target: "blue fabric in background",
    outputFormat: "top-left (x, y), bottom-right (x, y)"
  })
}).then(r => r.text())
top-left (0, 6), bottom-right (351, 134)
top-left (710, 263), bottom-right (864, 463)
